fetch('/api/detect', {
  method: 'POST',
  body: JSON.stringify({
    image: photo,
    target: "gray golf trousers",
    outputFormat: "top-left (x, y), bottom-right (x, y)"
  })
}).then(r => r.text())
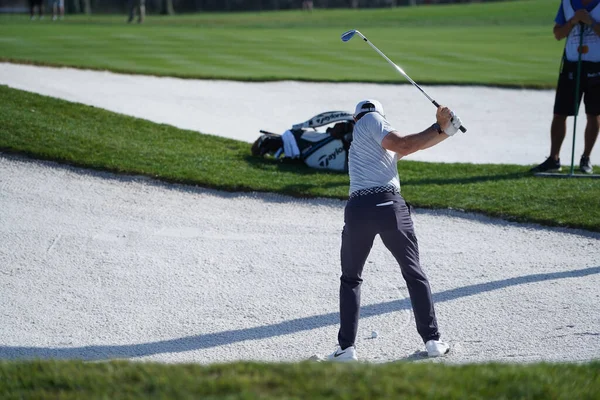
top-left (338, 191), bottom-right (440, 350)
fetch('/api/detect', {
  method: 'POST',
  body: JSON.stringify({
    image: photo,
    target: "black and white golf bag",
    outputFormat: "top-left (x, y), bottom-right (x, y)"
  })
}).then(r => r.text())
top-left (251, 111), bottom-right (355, 172)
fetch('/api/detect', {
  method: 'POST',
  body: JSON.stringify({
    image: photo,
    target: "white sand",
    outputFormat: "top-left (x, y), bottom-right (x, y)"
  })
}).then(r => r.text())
top-left (0, 64), bottom-right (599, 364)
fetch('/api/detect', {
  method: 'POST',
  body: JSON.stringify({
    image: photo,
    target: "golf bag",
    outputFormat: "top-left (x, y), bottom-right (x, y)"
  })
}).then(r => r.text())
top-left (251, 111), bottom-right (355, 172)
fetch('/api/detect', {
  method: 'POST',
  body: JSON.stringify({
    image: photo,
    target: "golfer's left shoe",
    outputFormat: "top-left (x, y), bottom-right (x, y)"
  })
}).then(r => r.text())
top-left (326, 345), bottom-right (358, 362)
top-left (425, 340), bottom-right (450, 357)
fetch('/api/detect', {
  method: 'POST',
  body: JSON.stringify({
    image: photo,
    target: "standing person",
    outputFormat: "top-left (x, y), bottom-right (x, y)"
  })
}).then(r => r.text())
top-left (531, 0), bottom-right (600, 174)
top-left (327, 99), bottom-right (463, 362)
top-left (29, 0), bottom-right (44, 20)
top-left (302, 0), bottom-right (313, 11)
top-left (127, 0), bottom-right (146, 23)
top-left (50, 0), bottom-right (64, 20)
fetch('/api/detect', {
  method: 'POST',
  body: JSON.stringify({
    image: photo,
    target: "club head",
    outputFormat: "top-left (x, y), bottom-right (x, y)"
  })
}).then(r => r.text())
top-left (341, 30), bottom-right (357, 42)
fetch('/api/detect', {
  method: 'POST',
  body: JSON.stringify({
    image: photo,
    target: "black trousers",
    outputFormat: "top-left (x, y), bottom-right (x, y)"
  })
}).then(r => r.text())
top-left (338, 191), bottom-right (440, 349)
top-left (554, 60), bottom-right (600, 116)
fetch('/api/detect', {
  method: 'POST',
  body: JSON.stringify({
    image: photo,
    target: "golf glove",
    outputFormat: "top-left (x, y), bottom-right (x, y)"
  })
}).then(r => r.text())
top-left (444, 112), bottom-right (462, 136)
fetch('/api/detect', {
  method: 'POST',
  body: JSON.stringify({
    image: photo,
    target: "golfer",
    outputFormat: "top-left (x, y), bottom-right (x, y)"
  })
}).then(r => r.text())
top-left (327, 99), bottom-right (463, 362)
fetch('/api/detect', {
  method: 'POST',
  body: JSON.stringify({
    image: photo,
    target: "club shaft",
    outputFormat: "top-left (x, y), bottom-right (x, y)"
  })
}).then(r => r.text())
top-left (354, 31), bottom-right (466, 133)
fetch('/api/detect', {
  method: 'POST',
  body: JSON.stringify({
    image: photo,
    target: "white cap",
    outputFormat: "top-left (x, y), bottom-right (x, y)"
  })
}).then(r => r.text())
top-left (354, 99), bottom-right (385, 118)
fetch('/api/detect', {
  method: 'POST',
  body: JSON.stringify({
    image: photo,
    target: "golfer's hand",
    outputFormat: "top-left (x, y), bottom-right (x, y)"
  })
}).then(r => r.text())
top-left (575, 9), bottom-right (593, 25)
top-left (436, 106), bottom-right (462, 136)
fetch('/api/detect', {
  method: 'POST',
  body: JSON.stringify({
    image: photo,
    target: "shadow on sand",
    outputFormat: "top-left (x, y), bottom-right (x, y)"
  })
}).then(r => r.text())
top-left (2, 266), bottom-right (599, 361)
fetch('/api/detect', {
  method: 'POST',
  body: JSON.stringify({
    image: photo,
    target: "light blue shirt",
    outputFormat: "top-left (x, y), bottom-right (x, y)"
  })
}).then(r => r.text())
top-left (556, 0), bottom-right (600, 24)
top-left (348, 112), bottom-right (401, 195)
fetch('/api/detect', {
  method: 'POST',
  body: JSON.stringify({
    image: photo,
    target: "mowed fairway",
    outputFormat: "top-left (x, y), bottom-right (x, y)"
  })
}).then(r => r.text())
top-left (0, 0), bottom-right (561, 87)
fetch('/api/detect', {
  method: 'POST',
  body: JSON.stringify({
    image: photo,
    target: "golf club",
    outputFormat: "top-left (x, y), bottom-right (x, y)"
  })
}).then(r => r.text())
top-left (341, 29), bottom-right (467, 133)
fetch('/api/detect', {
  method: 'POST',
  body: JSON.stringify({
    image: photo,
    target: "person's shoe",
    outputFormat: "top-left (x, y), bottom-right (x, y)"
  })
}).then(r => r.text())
top-left (326, 345), bottom-right (358, 362)
top-left (530, 156), bottom-right (561, 173)
top-left (425, 340), bottom-right (450, 357)
top-left (580, 156), bottom-right (593, 174)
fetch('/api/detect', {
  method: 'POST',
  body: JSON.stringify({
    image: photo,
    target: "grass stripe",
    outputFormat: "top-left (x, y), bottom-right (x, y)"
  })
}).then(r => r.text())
top-left (0, 1), bottom-right (563, 87)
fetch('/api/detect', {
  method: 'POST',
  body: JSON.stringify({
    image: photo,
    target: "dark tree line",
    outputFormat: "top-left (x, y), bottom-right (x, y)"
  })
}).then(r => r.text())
top-left (146, 0), bottom-right (486, 12)
top-left (61, 0), bottom-right (175, 14)
top-left (5, 0), bottom-right (493, 14)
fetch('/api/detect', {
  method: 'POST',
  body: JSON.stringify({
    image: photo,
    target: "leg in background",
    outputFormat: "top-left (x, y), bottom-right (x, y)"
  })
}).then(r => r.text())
top-left (138, 0), bottom-right (146, 23)
top-left (550, 114), bottom-right (568, 160)
top-left (583, 114), bottom-right (600, 158)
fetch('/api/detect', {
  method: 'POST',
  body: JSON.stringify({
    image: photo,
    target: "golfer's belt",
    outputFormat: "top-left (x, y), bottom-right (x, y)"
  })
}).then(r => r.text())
top-left (349, 185), bottom-right (400, 199)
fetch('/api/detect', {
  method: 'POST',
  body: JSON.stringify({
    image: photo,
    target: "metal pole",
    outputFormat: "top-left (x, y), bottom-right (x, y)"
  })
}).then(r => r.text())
top-left (570, 24), bottom-right (585, 176)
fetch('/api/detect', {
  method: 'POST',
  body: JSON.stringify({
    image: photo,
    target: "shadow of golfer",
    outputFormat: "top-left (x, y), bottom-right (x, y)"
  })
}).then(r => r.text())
top-left (1, 266), bottom-right (598, 361)
top-left (403, 171), bottom-right (526, 186)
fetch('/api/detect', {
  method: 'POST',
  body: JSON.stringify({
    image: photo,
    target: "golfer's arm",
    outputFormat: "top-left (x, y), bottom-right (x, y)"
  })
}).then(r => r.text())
top-left (381, 126), bottom-right (448, 159)
top-left (554, 21), bottom-right (575, 40)
top-left (593, 20), bottom-right (600, 36)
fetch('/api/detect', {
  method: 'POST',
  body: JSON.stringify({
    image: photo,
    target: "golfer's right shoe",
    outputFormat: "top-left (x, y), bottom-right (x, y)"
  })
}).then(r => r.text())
top-left (326, 345), bottom-right (358, 362)
top-left (425, 340), bottom-right (450, 357)
top-left (580, 155), bottom-right (593, 174)
top-left (530, 156), bottom-right (561, 173)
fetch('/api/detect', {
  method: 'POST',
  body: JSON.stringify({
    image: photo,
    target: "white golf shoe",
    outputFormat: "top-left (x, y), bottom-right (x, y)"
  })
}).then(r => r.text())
top-left (326, 345), bottom-right (358, 362)
top-left (425, 340), bottom-right (450, 357)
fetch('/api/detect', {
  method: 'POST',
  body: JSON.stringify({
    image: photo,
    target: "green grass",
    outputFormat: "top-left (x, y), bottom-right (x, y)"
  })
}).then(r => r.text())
top-left (2, 84), bottom-right (599, 232)
top-left (0, 0), bottom-right (563, 87)
top-left (1, 360), bottom-right (599, 400)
